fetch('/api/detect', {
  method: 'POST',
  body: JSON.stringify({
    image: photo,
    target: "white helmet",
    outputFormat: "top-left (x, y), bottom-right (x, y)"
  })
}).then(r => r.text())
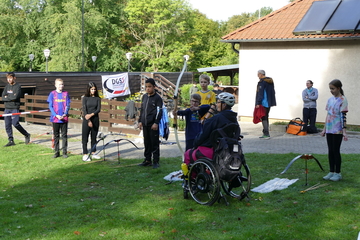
top-left (217, 92), bottom-right (235, 106)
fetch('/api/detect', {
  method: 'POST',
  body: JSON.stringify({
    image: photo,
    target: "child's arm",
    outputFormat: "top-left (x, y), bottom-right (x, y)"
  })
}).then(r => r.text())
top-left (47, 92), bottom-right (58, 117)
top-left (342, 112), bottom-right (348, 141)
top-left (202, 104), bottom-right (216, 122)
top-left (320, 114), bottom-right (328, 137)
top-left (64, 93), bottom-right (71, 116)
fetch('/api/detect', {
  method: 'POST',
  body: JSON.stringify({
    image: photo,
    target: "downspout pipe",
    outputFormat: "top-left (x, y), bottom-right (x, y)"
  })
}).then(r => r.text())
top-left (231, 43), bottom-right (239, 54)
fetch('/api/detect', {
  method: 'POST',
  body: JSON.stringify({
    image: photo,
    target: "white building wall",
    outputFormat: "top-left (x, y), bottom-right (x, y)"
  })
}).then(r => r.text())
top-left (237, 40), bottom-right (360, 125)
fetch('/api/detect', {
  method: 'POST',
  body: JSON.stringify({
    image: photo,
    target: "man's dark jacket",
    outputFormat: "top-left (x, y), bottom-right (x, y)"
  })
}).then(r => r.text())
top-left (255, 77), bottom-right (276, 107)
top-left (2, 82), bottom-right (22, 109)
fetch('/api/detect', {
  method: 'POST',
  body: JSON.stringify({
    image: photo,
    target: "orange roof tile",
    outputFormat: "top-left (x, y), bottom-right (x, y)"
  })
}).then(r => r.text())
top-left (222, 0), bottom-right (360, 42)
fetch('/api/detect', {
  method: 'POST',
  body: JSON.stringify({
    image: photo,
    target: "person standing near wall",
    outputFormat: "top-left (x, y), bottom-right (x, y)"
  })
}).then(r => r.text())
top-left (321, 79), bottom-right (348, 182)
top-left (2, 72), bottom-right (31, 147)
top-left (302, 80), bottom-right (318, 133)
top-left (81, 82), bottom-right (101, 161)
top-left (255, 70), bottom-right (276, 139)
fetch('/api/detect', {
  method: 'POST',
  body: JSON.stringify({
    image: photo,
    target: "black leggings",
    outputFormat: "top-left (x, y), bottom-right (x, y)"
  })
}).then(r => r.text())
top-left (326, 134), bottom-right (343, 173)
top-left (82, 116), bottom-right (99, 154)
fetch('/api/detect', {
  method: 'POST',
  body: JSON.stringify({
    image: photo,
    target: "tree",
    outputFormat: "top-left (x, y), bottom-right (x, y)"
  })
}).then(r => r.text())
top-left (125, 0), bottom-right (195, 72)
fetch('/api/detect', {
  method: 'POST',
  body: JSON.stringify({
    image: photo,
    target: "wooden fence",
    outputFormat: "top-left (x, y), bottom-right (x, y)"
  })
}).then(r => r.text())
top-left (0, 95), bottom-right (142, 135)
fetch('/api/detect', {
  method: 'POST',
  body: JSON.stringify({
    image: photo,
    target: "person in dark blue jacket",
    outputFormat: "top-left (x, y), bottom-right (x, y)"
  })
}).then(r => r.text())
top-left (175, 93), bottom-right (210, 150)
top-left (137, 78), bottom-right (163, 169)
top-left (184, 92), bottom-right (239, 165)
top-left (255, 70), bottom-right (276, 139)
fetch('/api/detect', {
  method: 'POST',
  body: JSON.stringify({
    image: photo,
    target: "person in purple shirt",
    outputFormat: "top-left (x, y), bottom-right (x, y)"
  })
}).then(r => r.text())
top-left (47, 78), bottom-right (71, 158)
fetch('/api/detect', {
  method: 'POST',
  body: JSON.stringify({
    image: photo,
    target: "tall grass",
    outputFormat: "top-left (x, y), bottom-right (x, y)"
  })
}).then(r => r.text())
top-left (1, 137), bottom-right (359, 240)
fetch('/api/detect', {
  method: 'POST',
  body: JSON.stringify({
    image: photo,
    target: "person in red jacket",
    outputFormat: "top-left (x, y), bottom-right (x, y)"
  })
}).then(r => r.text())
top-left (255, 70), bottom-right (276, 139)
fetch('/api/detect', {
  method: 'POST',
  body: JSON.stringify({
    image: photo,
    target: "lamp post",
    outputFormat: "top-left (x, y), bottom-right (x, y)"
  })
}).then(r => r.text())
top-left (92, 56), bottom-right (97, 72)
top-left (43, 49), bottom-right (50, 73)
top-left (126, 52), bottom-right (132, 72)
top-left (29, 54), bottom-right (34, 72)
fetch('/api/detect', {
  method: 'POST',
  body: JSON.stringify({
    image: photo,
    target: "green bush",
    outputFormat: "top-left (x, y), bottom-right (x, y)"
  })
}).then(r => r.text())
top-left (169, 117), bottom-right (185, 131)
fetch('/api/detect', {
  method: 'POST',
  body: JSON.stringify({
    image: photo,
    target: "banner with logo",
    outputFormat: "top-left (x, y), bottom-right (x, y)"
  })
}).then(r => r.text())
top-left (101, 73), bottom-right (131, 99)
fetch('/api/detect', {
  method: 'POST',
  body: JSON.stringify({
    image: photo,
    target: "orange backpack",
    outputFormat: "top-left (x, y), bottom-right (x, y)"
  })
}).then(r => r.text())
top-left (286, 118), bottom-right (307, 136)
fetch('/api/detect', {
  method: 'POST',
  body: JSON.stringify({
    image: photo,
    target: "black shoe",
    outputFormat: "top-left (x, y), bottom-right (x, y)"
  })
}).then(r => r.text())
top-left (25, 134), bottom-right (31, 144)
top-left (152, 162), bottom-right (160, 169)
top-left (53, 152), bottom-right (60, 158)
top-left (4, 141), bottom-right (15, 147)
top-left (138, 161), bottom-right (152, 166)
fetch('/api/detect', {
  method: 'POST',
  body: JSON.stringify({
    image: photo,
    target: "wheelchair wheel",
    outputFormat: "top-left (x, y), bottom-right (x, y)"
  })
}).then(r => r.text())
top-left (221, 163), bottom-right (251, 200)
top-left (188, 159), bottom-right (220, 206)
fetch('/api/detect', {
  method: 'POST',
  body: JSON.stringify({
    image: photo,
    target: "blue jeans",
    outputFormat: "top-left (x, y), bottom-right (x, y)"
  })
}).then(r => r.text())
top-left (4, 109), bottom-right (29, 141)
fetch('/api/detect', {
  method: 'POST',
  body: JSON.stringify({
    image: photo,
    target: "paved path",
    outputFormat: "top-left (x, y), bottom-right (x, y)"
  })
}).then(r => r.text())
top-left (1, 120), bottom-right (360, 160)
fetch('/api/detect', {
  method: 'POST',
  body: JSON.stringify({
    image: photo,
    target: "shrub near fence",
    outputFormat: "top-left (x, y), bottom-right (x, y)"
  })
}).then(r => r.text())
top-left (0, 95), bottom-right (141, 135)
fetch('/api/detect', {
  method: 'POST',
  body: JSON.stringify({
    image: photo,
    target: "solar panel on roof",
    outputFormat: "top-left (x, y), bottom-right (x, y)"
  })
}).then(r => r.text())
top-left (323, 0), bottom-right (360, 33)
top-left (293, 0), bottom-right (340, 35)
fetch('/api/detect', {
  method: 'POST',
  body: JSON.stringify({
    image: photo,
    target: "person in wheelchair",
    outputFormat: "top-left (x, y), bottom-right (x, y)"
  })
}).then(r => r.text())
top-left (183, 92), bottom-right (239, 166)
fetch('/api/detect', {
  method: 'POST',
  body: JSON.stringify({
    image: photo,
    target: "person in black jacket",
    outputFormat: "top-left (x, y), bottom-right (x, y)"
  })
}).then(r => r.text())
top-left (183, 92), bottom-right (239, 166)
top-left (137, 78), bottom-right (163, 169)
top-left (255, 70), bottom-right (276, 139)
top-left (2, 72), bottom-right (31, 147)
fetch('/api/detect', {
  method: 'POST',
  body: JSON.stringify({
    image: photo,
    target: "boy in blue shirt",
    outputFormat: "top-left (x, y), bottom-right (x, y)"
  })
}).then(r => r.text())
top-left (175, 94), bottom-right (210, 150)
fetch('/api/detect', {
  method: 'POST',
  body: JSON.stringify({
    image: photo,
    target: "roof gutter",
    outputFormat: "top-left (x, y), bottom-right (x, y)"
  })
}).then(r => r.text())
top-left (221, 37), bottom-right (360, 43)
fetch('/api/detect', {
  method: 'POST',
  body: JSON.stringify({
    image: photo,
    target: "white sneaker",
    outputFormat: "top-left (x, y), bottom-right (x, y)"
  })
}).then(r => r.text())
top-left (91, 154), bottom-right (101, 160)
top-left (323, 172), bottom-right (334, 180)
top-left (82, 155), bottom-right (91, 162)
top-left (329, 173), bottom-right (342, 181)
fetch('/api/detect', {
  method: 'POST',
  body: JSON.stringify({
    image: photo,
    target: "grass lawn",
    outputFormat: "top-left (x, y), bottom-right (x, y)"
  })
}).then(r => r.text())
top-left (1, 137), bottom-right (359, 240)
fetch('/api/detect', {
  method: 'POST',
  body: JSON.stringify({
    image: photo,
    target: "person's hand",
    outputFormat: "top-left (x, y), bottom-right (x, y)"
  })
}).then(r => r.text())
top-left (343, 133), bottom-right (348, 141)
top-left (85, 114), bottom-right (92, 120)
top-left (138, 122), bottom-right (143, 130)
top-left (151, 123), bottom-right (158, 131)
top-left (320, 131), bottom-right (325, 137)
top-left (255, 105), bottom-right (260, 108)
top-left (56, 115), bottom-right (63, 120)
top-left (190, 106), bottom-right (199, 112)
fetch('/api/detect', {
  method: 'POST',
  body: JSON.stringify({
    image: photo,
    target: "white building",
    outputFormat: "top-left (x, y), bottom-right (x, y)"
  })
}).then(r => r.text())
top-left (221, 0), bottom-right (360, 125)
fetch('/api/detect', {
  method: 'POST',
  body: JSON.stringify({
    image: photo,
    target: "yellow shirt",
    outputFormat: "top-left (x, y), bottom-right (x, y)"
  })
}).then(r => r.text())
top-left (196, 90), bottom-right (216, 105)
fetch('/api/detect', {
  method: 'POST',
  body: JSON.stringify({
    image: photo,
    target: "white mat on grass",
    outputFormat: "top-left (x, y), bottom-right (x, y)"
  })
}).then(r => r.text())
top-left (251, 178), bottom-right (299, 193)
top-left (164, 170), bottom-right (183, 182)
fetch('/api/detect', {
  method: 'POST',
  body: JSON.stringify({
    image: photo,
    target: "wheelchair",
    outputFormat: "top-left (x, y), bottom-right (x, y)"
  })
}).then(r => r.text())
top-left (182, 123), bottom-right (251, 206)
